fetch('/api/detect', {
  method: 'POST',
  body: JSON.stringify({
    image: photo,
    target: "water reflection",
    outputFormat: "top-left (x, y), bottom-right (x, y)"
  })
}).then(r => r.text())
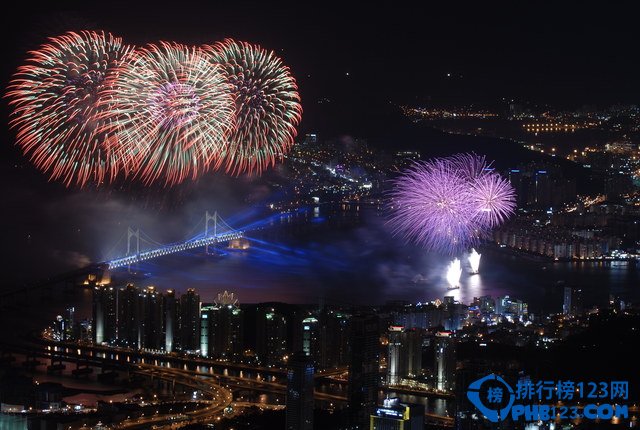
top-left (0, 415), bottom-right (27, 430)
top-left (383, 392), bottom-right (449, 416)
top-left (100, 205), bottom-right (635, 311)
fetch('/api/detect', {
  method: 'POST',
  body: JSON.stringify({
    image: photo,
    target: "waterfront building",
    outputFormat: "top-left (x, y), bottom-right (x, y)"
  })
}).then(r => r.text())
top-left (164, 289), bottom-right (177, 352)
top-left (92, 286), bottom-right (117, 345)
top-left (200, 304), bottom-right (214, 357)
top-left (387, 327), bottom-right (423, 385)
top-left (117, 284), bottom-right (141, 349)
top-left (387, 326), bottom-right (403, 385)
top-left (434, 332), bottom-right (456, 392)
top-left (180, 288), bottom-right (201, 352)
top-left (141, 286), bottom-right (164, 350)
top-left (200, 299), bottom-right (243, 359)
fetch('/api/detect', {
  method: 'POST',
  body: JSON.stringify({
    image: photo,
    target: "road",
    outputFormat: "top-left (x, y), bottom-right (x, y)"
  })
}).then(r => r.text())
top-left (114, 363), bottom-right (233, 429)
top-left (142, 362), bottom-right (348, 402)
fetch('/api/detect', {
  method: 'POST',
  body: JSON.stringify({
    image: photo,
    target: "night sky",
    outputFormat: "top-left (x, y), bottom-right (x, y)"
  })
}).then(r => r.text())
top-left (2, 2), bottom-right (639, 116)
top-left (1, 2), bottom-right (638, 295)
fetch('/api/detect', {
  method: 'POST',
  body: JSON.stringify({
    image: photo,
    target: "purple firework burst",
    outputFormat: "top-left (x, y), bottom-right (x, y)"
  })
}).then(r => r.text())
top-left (448, 152), bottom-right (488, 180)
top-left (388, 159), bottom-right (484, 254)
top-left (470, 172), bottom-right (516, 228)
top-left (388, 153), bottom-right (515, 254)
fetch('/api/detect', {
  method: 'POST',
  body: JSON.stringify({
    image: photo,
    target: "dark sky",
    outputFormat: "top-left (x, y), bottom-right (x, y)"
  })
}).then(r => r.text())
top-left (0, 2), bottom-right (638, 296)
top-left (2, 2), bottom-right (639, 113)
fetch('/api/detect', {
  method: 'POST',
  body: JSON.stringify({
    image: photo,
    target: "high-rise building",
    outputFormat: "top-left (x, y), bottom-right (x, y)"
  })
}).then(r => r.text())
top-left (54, 307), bottom-right (76, 341)
top-left (200, 304), bottom-right (214, 357)
top-left (572, 288), bottom-right (583, 315)
top-left (320, 309), bottom-right (350, 368)
top-left (117, 284), bottom-right (141, 349)
top-left (301, 316), bottom-right (320, 361)
top-left (387, 327), bottom-right (423, 385)
top-left (370, 397), bottom-right (425, 430)
top-left (180, 288), bottom-right (201, 352)
top-left (476, 296), bottom-right (495, 314)
top-left (213, 305), bottom-right (243, 359)
top-left (563, 286), bottom-right (572, 315)
top-left (434, 332), bottom-right (456, 392)
top-left (200, 301), bottom-right (243, 359)
top-left (508, 169), bottom-right (525, 208)
top-left (393, 302), bottom-right (445, 330)
top-left (348, 313), bottom-right (380, 429)
top-left (562, 287), bottom-right (583, 316)
top-left (63, 307), bottom-right (75, 341)
top-left (53, 315), bottom-right (65, 341)
top-left (387, 326), bottom-right (403, 385)
top-left (141, 286), bottom-right (164, 350)
top-left (403, 329), bottom-right (422, 380)
top-left (535, 169), bottom-right (552, 209)
top-left (256, 307), bottom-right (288, 366)
top-left (92, 286), bottom-right (117, 344)
top-left (495, 295), bottom-right (528, 320)
top-left (164, 289), bottom-right (177, 353)
top-left (442, 298), bottom-right (467, 331)
top-left (286, 352), bottom-right (314, 430)
top-left (213, 291), bottom-right (243, 359)
top-left (303, 133), bottom-right (318, 145)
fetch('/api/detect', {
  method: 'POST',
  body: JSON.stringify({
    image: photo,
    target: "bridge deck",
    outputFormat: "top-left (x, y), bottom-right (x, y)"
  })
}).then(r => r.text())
top-left (108, 231), bottom-right (244, 269)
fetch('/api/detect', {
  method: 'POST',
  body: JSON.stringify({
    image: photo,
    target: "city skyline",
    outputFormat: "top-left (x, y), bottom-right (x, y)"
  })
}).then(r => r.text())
top-left (1, 4), bottom-right (639, 430)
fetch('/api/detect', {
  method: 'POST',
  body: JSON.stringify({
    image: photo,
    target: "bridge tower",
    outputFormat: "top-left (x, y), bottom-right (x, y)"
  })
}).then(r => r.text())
top-left (205, 211), bottom-right (217, 255)
top-left (127, 227), bottom-right (140, 272)
top-left (127, 227), bottom-right (140, 256)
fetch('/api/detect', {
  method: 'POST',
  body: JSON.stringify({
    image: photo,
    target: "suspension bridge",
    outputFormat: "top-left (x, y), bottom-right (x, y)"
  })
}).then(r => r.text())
top-left (105, 211), bottom-right (244, 269)
top-left (0, 211), bottom-right (246, 307)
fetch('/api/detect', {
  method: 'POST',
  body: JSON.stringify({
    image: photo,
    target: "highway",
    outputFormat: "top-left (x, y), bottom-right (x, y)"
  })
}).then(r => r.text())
top-left (135, 363), bottom-right (348, 403)
top-left (114, 363), bottom-right (233, 429)
top-left (1, 339), bottom-right (455, 427)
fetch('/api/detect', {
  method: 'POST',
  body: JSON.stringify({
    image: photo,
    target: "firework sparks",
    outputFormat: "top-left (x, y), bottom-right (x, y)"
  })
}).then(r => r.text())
top-left (8, 34), bottom-right (303, 187)
top-left (470, 172), bottom-right (517, 227)
top-left (204, 39), bottom-right (302, 175)
top-left (388, 153), bottom-right (515, 254)
top-left (468, 248), bottom-right (481, 274)
top-left (446, 258), bottom-right (462, 288)
top-left (388, 159), bottom-right (480, 254)
top-left (99, 42), bottom-right (236, 186)
top-left (6, 31), bottom-right (131, 186)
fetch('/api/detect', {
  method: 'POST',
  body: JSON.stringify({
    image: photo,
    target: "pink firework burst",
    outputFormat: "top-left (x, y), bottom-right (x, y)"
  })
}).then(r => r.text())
top-left (98, 42), bottom-right (236, 186)
top-left (204, 39), bottom-right (302, 176)
top-left (6, 31), bottom-right (131, 187)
